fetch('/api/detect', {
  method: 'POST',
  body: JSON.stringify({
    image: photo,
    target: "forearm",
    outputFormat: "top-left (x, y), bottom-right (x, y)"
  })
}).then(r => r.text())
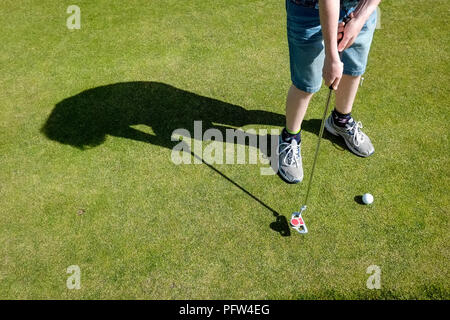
top-left (353, 0), bottom-right (381, 22)
top-left (319, 0), bottom-right (340, 60)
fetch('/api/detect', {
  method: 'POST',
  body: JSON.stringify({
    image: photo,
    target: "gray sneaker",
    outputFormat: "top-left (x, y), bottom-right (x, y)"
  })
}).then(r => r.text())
top-left (277, 136), bottom-right (303, 183)
top-left (325, 115), bottom-right (375, 157)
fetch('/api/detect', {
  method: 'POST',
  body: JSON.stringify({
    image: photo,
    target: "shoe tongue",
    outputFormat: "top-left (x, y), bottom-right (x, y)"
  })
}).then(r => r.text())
top-left (290, 139), bottom-right (298, 147)
top-left (345, 119), bottom-right (355, 132)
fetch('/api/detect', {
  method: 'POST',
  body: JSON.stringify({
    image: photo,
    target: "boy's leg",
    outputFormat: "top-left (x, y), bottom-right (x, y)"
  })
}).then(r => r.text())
top-left (286, 84), bottom-right (314, 133)
top-left (324, 8), bottom-right (377, 157)
top-left (280, 1), bottom-right (323, 183)
top-left (278, 84), bottom-right (313, 184)
top-left (335, 74), bottom-right (360, 114)
top-left (325, 74), bottom-right (374, 157)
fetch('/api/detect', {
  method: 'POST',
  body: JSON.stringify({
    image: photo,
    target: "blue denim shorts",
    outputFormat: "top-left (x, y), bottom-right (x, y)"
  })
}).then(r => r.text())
top-left (286, 0), bottom-right (377, 93)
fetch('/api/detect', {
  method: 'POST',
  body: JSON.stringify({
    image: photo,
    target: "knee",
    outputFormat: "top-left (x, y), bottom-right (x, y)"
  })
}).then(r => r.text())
top-left (290, 83), bottom-right (314, 98)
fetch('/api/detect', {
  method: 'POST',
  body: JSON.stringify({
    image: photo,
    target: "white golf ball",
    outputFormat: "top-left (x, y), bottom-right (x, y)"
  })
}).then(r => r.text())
top-left (362, 193), bottom-right (374, 205)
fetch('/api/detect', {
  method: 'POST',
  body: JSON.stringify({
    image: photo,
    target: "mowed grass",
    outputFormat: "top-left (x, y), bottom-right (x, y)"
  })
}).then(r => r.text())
top-left (0, 0), bottom-right (449, 299)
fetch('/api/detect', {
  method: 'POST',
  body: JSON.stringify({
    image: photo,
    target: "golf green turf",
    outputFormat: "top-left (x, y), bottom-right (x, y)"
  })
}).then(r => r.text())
top-left (0, 0), bottom-right (449, 299)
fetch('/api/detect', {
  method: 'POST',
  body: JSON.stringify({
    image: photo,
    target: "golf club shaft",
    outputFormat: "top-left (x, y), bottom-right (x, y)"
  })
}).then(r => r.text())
top-left (302, 86), bottom-right (333, 209)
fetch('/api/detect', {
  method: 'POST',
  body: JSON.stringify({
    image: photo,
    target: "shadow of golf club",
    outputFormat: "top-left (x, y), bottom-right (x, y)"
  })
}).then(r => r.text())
top-left (190, 151), bottom-right (291, 237)
top-left (269, 215), bottom-right (291, 237)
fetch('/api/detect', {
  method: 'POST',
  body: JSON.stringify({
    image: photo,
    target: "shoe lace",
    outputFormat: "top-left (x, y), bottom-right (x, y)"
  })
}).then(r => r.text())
top-left (278, 141), bottom-right (301, 167)
top-left (348, 121), bottom-right (365, 147)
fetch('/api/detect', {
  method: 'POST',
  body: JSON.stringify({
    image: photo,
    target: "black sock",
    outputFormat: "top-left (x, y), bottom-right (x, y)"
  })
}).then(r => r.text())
top-left (332, 109), bottom-right (353, 127)
top-left (282, 128), bottom-right (301, 143)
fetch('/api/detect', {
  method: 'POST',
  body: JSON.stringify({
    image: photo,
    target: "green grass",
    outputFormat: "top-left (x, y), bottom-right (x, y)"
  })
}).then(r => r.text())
top-left (0, 0), bottom-right (449, 299)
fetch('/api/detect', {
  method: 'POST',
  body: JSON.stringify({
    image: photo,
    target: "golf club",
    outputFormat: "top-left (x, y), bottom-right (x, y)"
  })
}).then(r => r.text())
top-left (290, 85), bottom-right (334, 234)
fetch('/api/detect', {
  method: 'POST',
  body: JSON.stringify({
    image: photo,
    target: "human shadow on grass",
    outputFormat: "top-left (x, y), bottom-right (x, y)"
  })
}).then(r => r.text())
top-left (42, 81), bottom-right (292, 236)
top-left (42, 81), bottom-right (286, 152)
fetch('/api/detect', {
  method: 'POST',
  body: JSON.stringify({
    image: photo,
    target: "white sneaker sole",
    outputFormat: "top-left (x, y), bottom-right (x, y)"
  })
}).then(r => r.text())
top-left (278, 166), bottom-right (303, 184)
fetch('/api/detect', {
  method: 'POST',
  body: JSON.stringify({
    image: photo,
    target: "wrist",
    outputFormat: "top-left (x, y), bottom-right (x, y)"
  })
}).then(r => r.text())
top-left (325, 49), bottom-right (340, 61)
top-left (351, 0), bottom-right (379, 24)
top-left (352, 13), bottom-right (367, 26)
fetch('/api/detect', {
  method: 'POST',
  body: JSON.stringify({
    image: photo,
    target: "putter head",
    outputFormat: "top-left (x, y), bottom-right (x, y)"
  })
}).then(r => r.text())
top-left (290, 206), bottom-right (308, 234)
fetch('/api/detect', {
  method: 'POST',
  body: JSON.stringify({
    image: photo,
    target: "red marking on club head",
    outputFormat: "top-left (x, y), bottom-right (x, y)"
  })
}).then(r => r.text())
top-left (291, 218), bottom-right (300, 226)
top-left (298, 218), bottom-right (304, 224)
